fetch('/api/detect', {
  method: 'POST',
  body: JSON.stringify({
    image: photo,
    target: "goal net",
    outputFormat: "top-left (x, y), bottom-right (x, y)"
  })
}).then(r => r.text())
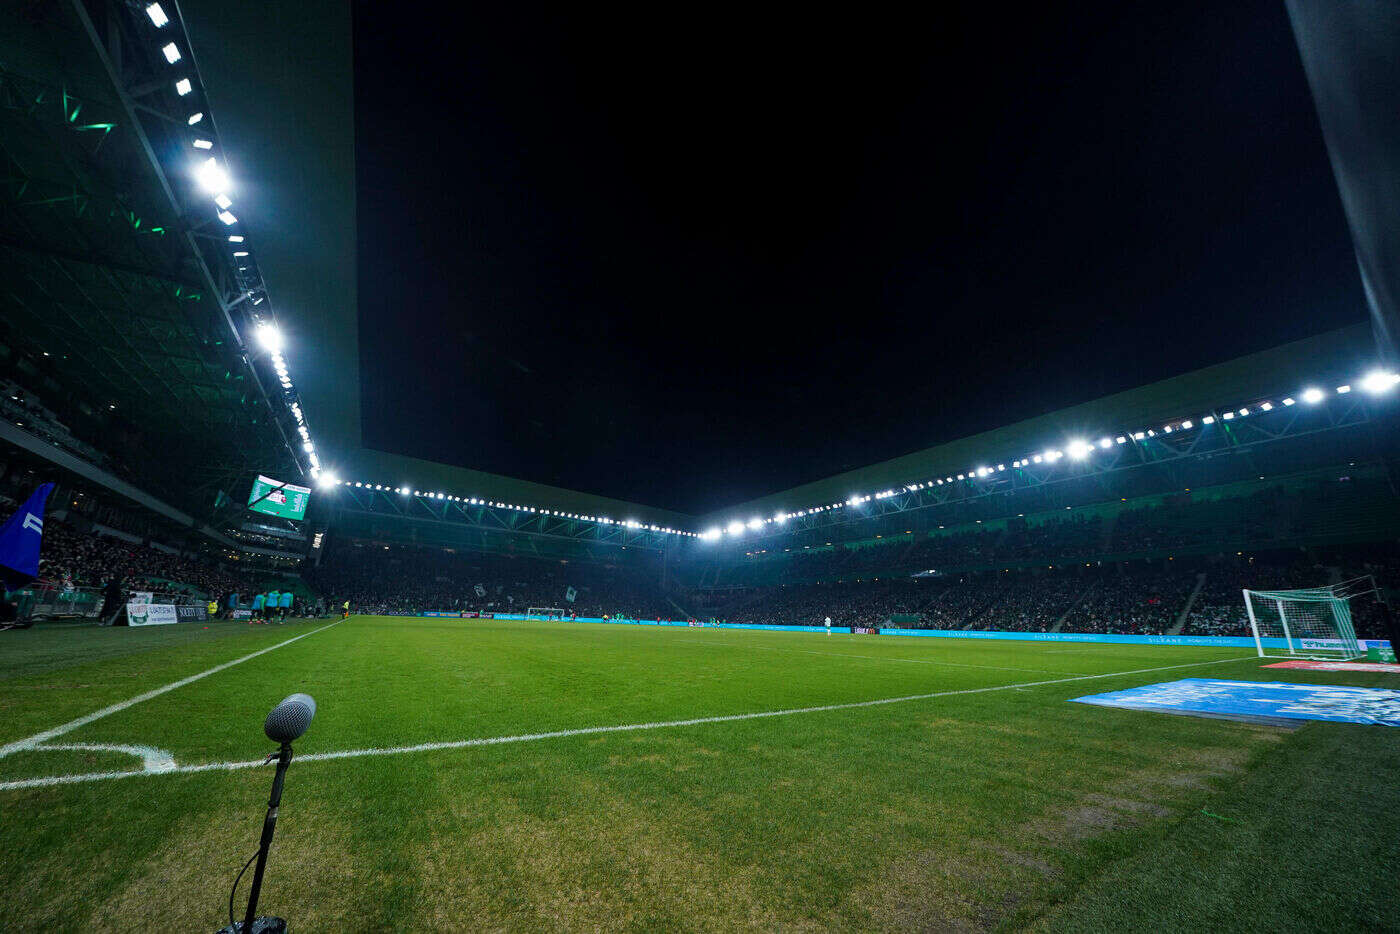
top-left (1243, 583), bottom-right (1364, 660)
top-left (526, 607), bottom-right (567, 619)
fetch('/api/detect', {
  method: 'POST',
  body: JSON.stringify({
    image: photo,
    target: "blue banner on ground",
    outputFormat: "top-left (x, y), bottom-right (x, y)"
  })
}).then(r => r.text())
top-left (1071, 678), bottom-right (1400, 726)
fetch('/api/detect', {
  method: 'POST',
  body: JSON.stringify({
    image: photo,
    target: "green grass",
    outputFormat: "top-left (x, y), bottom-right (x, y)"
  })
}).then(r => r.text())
top-left (0, 617), bottom-right (1396, 931)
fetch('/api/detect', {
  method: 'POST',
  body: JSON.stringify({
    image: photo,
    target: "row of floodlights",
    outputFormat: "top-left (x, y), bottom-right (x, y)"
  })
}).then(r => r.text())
top-left (145, 5), bottom-right (233, 217)
top-left (145, 4), bottom-right (319, 478)
top-left (319, 477), bottom-right (700, 537)
top-left (698, 370), bottom-right (1400, 541)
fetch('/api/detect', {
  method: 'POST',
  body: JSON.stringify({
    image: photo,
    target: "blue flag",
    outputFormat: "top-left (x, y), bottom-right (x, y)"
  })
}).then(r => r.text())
top-left (0, 483), bottom-right (54, 590)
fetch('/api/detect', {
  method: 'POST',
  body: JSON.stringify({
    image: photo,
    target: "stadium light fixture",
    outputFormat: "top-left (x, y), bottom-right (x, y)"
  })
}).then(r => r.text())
top-left (1066, 440), bottom-right (1092, 460)
top-left (161, 41), bottom-right (181, 63)
top-left (217, 210), bottom-right (236, 225)
top-left (214, 193), bottom-right (232, 210)
top-left (1181, 419), bottom-right (1193, 428)
top-left (1222, 411), bottom-right (1234, 420)
top-left (195, 157), bottom-right (231, 195)
top-left (727, 521), bottom-right (744, 536)
top-left (1362, 369), bottom-right (1400, 394)
top-left (1337, 385), bottom-right (1351, 394)
top-left (1302, 387), bottom-right (1326, 404)
top-left (193, 138), bottom-right (213, 150)
top-left (1202, 415), bottom-right (1215, 424)
top-left (255, 322), bottom-right (283, 354)
top-left (146, 3), bottom-right (170, 27)
top-left (175, 77), bottom-right (192, 96)
top-left (228, 235), bottom-right (244, 243)
top-left (1115, 436), bottom-right (1126, 444)
top-left (1282, 397), bottom-right (1295, 406)
top-left (1238, 407), bottom-right (1249, 416)
top-left (188, 112), bottom-right (203, 125)
top-left (747, 518), bottom-right (763, 530)
top-left (317, 471), bottom-right (338, 488)
top-left (1098, 437), bottom-right (1112, 449)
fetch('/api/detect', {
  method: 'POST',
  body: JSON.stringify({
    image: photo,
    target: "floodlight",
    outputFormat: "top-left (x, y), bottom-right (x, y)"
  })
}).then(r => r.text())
top-left (747, 518), bottom-right (763, 530)
top-left (187, 112), bottom-right (203, 125)
top-left (1361, 370), bottom-right (1400, 395)
top-left (229, 235), bottom-right (244, 242)
top-left (146, 3), bottom-right (170, 27)
top-left (1238, 408), bottom-right (1249, 416)
top-left (1115, 436), bottom-right (1126, 444)
top-left (161, 41), bottom-right (181, 63)
top-left (175, 77), bottom-right (192, 96)
top-left (1181, 419), bottom-right (1194, 428)
top-left (1337, 385), bottom-right (1351, 394)
top-left (215, 193), bottom-right (232, 210)
top-left (234, 250), bottom-right (249, 257)
top-left (1302, 387), bottom-right (1326, 404)
top-left (1222, 412), bottom-right (1234, 420)
top-left (193, 138), bottom-right (213, 150)
top-left (317, 471), bottom-right (338, 488)
top-left (218, 210), bottom-right (236, 225)
top-left (727, 521), bottom-right (744, 535)
top-left (255, 322), bottom-right (283, 353)
top-left (1202, 415), bottom-right (1215, 424)
top-left (1066, 440), bottom-right (1092, 460)
top-left (774, 513), bottom-right (787, 523)
top-left (195, 157), bottom-right (231, 195)
top-left (1282, 397), bottom-right (1295, 406)
top-left (1098, 438), bottom-right (1112, 448)
top-left (1133, 432), bottom-right (1145, 440)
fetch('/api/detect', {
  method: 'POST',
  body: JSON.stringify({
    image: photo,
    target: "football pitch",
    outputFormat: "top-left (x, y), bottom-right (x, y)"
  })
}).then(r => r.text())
top-left (1, 617), bottom-right (1397, 931)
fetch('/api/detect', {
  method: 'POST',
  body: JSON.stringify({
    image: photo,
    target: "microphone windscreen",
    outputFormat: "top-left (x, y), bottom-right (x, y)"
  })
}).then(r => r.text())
top-left (264, 692), bottom-right (316, 743)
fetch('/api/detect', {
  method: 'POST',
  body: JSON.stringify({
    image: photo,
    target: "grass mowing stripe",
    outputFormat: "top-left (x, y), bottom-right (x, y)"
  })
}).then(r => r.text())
top-left (0, 651), bottom-right (1253, 791)
top-left (676, 637), bottom-right (1065, 674)
top-left (0, 621), bottom-right (342, 759)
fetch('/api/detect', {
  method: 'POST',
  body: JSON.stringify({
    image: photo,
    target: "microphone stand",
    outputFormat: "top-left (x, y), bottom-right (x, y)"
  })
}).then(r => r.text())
top-left (237, 743), bottom-right (293, 934)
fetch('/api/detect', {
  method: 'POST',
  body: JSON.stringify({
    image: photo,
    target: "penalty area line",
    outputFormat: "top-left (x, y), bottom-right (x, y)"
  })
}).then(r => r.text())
top-left (0, 652), bottom-right (1254, 791)
top-left (0, 621), bottom-right (343, 760)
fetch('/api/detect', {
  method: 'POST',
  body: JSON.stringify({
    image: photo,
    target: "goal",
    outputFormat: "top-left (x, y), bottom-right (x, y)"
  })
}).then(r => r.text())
top-left (1243, 582), bottom-right (1365, 660)
top-left (526, 607), bottom-right (567, 619)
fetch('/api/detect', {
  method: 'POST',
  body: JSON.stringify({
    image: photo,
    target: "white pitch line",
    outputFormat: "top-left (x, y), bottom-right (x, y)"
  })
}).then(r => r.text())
top-left (0, 653), bottom-right (1254, 791)
top-left (0, 621), bottom-right (342, 759)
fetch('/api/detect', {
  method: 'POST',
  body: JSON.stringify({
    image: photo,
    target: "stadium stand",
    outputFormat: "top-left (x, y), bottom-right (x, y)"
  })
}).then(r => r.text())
top-left (306, 540), bottom-right (677, 620)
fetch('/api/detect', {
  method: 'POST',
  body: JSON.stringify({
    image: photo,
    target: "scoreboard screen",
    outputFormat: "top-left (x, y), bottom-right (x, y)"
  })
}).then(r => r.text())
top-left (247, 475), bottom-right (311, 520)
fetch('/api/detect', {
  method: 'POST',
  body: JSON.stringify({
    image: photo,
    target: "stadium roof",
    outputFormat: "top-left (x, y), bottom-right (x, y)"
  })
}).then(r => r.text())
top-left (698, 323), bottom-right (1382, 530)
top-left (1, 0), bottom-right (312, 518)
top-left (148, 3), bottom-right (1394, 543)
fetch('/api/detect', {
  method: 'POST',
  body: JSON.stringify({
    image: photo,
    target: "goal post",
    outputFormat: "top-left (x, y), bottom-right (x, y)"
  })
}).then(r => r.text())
top-left (1243, 584), bottom-right (1363, 660)
top-left (526, 607), bottom-right (567, 619)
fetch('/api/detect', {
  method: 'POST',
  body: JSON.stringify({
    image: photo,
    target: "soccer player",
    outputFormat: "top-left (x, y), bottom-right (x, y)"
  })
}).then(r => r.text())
top-left (825, 615), bottom-right (832, 635)
top-left (278, 589), bottom-right (293, 623)
top-left (251, 590), bottom-right (265, 623)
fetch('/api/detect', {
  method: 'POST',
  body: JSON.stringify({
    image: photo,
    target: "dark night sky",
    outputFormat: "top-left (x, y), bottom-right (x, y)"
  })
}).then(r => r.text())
top-left (353, 2), bottom-right (1364, 515)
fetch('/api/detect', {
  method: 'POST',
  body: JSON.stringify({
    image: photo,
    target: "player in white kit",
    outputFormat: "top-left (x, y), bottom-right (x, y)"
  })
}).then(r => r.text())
top-left (824, 615), bottom-right (832, 635)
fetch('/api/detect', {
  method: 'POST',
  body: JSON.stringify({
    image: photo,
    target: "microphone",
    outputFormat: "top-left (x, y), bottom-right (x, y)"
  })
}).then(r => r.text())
top-left (264, 693), bottom-right (316, 744)
top-left (219, 693), bottom-right (317, 933)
